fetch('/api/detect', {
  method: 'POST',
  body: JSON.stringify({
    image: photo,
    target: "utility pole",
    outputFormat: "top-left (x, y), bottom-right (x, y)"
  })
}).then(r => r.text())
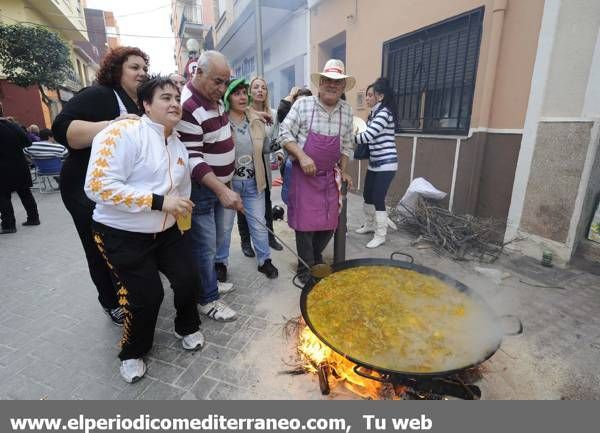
top-left (254, 0), bottom-right (264, 76)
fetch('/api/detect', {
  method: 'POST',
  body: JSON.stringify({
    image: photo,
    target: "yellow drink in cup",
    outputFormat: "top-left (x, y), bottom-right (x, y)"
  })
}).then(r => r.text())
top-left (176, 212), bottom-right (192, 231)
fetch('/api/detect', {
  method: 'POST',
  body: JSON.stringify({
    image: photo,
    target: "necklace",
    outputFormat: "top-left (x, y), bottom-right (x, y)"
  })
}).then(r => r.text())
top-left (230, 114), bottom-right (249, 135)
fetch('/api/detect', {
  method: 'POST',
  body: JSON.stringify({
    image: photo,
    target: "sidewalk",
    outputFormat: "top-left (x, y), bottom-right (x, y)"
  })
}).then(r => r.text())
top-left (0, 184), bottom-right (599, 400)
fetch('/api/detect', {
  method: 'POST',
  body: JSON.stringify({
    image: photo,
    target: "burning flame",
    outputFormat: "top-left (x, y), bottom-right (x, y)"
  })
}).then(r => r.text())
top-left (297, 326), bottom-right (387, 399)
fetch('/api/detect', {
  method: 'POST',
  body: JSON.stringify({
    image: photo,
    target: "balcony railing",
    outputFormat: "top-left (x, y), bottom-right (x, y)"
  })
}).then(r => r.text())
top-left (183, 3), bottom-right (203, 25)
top-left (179, 2), bottom-right (210, 38)
top-left (62, 68), bottom-right (83, 92)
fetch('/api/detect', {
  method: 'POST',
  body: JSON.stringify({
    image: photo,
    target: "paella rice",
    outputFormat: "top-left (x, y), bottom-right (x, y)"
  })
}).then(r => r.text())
top-left (305, 266), bottom-right (502, 373)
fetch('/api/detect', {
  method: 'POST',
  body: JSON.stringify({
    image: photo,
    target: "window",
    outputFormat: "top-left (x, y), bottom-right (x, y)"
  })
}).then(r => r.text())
top-left (383, 7), bottom-right (484, 135)
top-left (218, 0), bottom-right (227, 17)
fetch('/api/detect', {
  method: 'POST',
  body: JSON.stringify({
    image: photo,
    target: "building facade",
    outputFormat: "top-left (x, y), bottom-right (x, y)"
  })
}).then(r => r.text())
top-left (103, 11), bottom-right (121, 50)
top-left (505, 0), bottom-right (600, 265)
top-left (310, 0), bottom-right (600, 266)
top-left (309, 0), bottom-right (544, 228)
top-left (0, 0), bottom-right (95, 127)
top-left (213, 0), bottom-right (308, 107)
top-left (171, 0), bottom-right (214, 76)
top-left (83, 8), bottom-right (109, 62)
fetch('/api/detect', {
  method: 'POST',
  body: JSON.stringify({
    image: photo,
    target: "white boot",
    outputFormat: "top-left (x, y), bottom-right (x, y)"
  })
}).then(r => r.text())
top-left (355, 203), bottom-right (376, 234)
top-left (367, 211), bottom-right (387, 248)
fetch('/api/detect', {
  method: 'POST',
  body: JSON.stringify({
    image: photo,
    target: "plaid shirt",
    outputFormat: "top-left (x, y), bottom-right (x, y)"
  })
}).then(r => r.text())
top-left (278, 96), bottom-right (354, 158)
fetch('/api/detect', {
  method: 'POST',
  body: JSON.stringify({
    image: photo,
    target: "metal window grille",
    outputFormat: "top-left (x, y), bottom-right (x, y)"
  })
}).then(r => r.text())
top-left (383, 7), bottom-right (484, 135)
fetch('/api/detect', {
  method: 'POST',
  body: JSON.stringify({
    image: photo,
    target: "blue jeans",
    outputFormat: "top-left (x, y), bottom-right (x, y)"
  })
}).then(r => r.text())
top-left (216, 179), bottom-right (270, 266)
top-left (190, 183), bottom-right (227, 305)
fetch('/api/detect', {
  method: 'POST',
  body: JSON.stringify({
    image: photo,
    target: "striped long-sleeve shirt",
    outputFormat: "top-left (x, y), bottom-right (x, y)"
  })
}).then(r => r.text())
top-left (176, 82), bottom-right (235, 184)
top-left (355, 103), bottom-right (398, 172)
top-left (23, 141), bottom-right (69, 159)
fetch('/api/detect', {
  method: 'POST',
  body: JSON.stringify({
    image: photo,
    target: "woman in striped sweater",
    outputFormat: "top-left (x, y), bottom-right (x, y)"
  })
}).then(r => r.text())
top-left (354, 78), bottom-right (398, 248)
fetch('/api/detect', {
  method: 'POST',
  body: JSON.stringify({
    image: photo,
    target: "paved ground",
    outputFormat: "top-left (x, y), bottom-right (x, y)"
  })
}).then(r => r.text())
top-left (1, 181), bottom-right (599, 400)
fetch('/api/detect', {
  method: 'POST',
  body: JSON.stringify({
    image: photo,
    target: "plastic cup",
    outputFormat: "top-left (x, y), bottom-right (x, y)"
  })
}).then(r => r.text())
top-left (176, 212), bottom-right (192, 232)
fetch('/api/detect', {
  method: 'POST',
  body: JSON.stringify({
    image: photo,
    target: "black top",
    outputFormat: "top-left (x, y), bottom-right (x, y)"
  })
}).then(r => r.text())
top-left (52, 85), bottom-right (140, 193)
top-left (277, 99), bottom-right (292, 124)
top-left (0, 119), bottom-right (32, 193)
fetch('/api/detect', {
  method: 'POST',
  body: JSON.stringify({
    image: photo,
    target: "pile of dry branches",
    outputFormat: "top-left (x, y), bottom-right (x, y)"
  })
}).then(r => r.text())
top-left (390, 198), bottom-right (506, 262)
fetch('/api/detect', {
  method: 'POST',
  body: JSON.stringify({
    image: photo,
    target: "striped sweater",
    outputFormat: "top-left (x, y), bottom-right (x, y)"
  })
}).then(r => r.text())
top-left (355, 103), bottom-right (398, 172)
top-left (24, 141), bottom-right (69, 159)
top-left (176, 81), bottom-right (235, 183)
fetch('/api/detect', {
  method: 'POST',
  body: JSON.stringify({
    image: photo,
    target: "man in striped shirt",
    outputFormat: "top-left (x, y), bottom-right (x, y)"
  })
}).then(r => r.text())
top-left (23, 129), bottom-right (69, 160)
top-left (176, 50), bottom-right (243, 322)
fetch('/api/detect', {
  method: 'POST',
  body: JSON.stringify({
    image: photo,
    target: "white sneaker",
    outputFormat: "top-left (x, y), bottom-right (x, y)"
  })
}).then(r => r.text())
top-left (217, 281), bottom-right (235, 295)
top-left (174, 329), bottom-right (204, 350)
top-left (120, 359), bottom-right (146, 383)
top-left (199, 300), bottom-right (237, 322)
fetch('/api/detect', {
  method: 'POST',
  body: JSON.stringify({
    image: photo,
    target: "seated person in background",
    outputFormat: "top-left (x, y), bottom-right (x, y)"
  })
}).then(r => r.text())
top-left (26, 124), bottom-right (40, 142)
top-left (24, 128), bottom-right (69, 160)
top-left (84, 75), bottom-right (204, 383)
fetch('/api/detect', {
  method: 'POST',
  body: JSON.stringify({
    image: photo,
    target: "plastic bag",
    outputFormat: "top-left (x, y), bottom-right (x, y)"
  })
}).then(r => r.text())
top-left (396, 177), bottom-right (447, 214)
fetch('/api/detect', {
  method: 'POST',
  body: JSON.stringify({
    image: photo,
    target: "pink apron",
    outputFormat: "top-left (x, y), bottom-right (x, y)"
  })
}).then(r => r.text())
top-left (288, 106), bottom-right (341, 232)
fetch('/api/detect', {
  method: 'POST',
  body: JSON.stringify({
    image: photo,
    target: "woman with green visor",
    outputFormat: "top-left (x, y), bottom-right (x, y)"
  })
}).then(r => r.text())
top-left (215, 78), bottom-right (279, 279)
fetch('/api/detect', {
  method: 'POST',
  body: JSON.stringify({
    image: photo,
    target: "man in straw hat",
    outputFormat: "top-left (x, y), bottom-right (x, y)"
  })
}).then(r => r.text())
top-left (278, 59), bottom-right (355, 285)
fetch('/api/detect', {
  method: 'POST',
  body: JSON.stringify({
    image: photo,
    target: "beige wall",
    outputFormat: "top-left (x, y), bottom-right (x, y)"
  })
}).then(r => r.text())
top-left (213, 0), bottom-right (234, 47)
top-left (309, 0), bottom-right (544, 130)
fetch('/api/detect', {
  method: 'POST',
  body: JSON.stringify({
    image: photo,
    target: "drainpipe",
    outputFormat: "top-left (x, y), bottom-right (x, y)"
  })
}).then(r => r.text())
top-left (478, 0), bottom-right (508, 127)
top-left (465, 0), bottom-right (507, 213)
top-left (255, 0), bottom-right (264, 76)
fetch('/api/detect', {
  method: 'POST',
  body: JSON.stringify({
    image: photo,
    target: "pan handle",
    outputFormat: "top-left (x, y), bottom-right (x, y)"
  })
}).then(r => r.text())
top-left (292, 274), bottom-right (304, 290)
top-left (500, 315), bottom-right (523, 336)
top-left (353, 365), bottom-right (387, 383)
top-left (390, 251), bottom-right (414, 264)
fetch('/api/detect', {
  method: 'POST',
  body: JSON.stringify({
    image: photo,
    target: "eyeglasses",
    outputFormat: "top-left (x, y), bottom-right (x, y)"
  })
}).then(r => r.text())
top-left (212, 77), bottom-right (230, 87)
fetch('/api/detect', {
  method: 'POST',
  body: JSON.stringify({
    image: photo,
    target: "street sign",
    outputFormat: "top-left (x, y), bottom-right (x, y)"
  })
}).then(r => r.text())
top-left (185, 59), bottom-right (198, 79)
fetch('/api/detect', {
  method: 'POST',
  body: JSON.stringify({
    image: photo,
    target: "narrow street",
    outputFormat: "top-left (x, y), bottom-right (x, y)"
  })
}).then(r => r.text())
top-left (1, 185), bottom-right (598, 400)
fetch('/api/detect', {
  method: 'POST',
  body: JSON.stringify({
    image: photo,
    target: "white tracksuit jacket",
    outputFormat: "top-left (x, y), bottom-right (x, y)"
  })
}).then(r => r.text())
top-left (85, 115), bottom-right (191, 233)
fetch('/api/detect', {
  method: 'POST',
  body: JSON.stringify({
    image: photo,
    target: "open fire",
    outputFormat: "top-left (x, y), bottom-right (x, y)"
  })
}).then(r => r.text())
top-left (297, 326), bottom-right (388, 399)
top-left (292, 322), bottom-right (482, 400)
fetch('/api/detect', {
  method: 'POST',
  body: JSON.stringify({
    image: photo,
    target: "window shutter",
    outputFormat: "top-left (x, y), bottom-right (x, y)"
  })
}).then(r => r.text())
top-left (383, 7), bottom-right (484, 134)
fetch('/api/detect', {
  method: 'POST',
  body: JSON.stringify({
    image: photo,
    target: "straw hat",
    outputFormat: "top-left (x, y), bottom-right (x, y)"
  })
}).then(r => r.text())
top-left (310, 59), bottom-right (356, 92)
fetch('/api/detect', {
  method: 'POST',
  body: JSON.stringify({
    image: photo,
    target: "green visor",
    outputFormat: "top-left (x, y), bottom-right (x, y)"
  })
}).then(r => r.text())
top-left (223, 78), bottom-right (251, 111)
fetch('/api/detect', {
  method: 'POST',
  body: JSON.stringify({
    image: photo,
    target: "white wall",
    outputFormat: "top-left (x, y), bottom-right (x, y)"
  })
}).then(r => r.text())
top-left (229, 7), bottom-right (308, 103)
top-left (542, 0), bottom-right (600, 118)
top-left (583, 29), bottom-right (600, 118)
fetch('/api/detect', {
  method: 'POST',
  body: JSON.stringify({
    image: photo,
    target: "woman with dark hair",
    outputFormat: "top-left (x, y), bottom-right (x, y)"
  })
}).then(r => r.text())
top-left (52, 47), bottom-right (149, 325)
top-left (228, 76), bottom-right (283, 264)
top-left (85, 75), bottom-right (203, 383)
top-left (354, 77), bottom-right (398, 248)
top-left (276, 87), bottom-right (313, 124)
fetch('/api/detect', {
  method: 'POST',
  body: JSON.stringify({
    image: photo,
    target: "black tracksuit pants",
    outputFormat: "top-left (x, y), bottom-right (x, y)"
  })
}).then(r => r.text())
top-left (92, 223), bottom-right (201, 361)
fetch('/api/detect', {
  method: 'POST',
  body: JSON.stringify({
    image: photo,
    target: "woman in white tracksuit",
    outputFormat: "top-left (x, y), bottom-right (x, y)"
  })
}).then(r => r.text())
top-left (85, 76), bottom-right (204, 383)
